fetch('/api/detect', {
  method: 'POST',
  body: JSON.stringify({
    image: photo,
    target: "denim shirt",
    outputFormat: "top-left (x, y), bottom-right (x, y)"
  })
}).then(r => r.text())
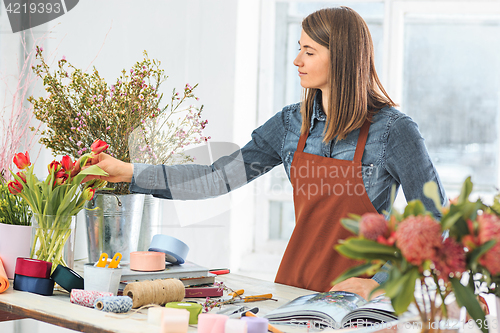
top-left (130, 98), bottom-right (447, 284)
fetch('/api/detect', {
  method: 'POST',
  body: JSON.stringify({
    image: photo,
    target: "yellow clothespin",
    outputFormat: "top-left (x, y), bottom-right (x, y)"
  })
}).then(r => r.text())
top-left (107, 253), bottom-right (122, 269)
top-left (95, 253), bottom-right (108, 268)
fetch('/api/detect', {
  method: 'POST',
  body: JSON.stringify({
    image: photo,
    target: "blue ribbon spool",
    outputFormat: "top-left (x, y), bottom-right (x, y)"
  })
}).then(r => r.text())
top-left (94, 296), bottom-right (133, 313)
top-left (148, 234), bottom-right (189, 264)
top-left (13, 274), bottom-right (54, 296)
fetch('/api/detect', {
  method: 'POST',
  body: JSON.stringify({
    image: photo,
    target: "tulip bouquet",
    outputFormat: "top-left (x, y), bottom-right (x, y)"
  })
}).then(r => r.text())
top-left (334, 178), bottom-right (495, 333)
top-left (8, 140), bottom-right (110, 268)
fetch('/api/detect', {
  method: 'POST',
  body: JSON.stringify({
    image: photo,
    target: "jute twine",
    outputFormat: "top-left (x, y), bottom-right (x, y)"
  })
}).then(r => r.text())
top-left (124, 278), bottom-right (185, 308)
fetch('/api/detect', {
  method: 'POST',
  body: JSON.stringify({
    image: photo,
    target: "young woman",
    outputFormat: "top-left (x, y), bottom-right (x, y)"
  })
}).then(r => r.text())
top-left (75, 7), bottom-right (446, 298)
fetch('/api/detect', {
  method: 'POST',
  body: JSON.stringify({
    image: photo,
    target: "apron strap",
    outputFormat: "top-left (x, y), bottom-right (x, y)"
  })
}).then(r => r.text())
top-left (296, 130), bottom-right (308, 153)
top-left (353, 119), bottom-right (371, 163)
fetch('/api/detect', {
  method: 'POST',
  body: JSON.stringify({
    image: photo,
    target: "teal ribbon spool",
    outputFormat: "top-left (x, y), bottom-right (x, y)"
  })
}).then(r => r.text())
top-left (51, 265), bottom-right (84, 292)
top-left (165, 302), bottom-right (202, 324)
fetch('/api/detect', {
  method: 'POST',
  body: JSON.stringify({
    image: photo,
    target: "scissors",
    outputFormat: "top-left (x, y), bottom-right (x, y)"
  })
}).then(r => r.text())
top-left (216, 305), bottom-right (259, 318)
top-left (219, 289), bottom-right (273, 304)
top-left (95, 252), bottom-right (122, 268)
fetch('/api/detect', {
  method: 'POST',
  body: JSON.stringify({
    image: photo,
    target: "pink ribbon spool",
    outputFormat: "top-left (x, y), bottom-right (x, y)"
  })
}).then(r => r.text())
top-left (130, 251), bottom-right (166, 271)
top-left (197, 313), bottom-right (228, 333)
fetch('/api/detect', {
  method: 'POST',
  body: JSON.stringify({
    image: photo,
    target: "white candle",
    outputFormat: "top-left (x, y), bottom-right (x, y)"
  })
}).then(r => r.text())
top-left (148, 307), bottom-right (165, 325)
top-left (161, 308), bottom-right (190, 333)
top-left (225, 318), bottom-right (248, 333)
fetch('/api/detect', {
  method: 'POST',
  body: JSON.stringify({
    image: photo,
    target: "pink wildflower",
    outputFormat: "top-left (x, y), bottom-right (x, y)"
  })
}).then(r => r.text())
top-left (395, 215), bottom-right (442, 266)
top-left (359, 213), bottom-right (388, 241)
top-left (477, 213), bottom-right (500, 275)
top-left (433, 238), bottom-right (466, 281)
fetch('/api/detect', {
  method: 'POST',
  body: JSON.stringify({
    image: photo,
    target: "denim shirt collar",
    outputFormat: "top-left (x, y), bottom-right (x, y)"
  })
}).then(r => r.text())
top-left (310, 91), bottom-right (327, 131)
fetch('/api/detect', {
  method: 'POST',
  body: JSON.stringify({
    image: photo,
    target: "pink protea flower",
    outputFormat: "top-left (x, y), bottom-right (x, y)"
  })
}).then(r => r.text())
top-left (395, 215), bottom-right (442, 266)
top-left (359, 213), bottom-right (388, 241)
top-left (433, 238), bottom-right (466, 281)
top-left (477, 213), bottom-right (500, 275)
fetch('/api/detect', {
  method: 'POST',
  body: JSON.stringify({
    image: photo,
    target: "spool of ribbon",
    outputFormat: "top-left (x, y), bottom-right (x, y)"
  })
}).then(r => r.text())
top-left (15, 258), bottom-right (52, 279)
top-left (123, 278), bottom-right (185, 308)
top-left (241, 317), bottom-right (268, 333)
top-left (0, 257), bottom-right (10, 294)
top-left (225, 318), bottom-right (248, 333)
top-left (51, 265), bottom-right (84, 292)
top-left (148, 234), bottom-right (189, 264)
top-left (70, 289), bottom-right (113, 308)
top-left (197, 313), bottom-right (228, 333)
top-left (130, 251), bottom-right (166, 271)
top-left (94, 296), bottom-right (133, 313)
top-left (13, 274), bottom-right (54, 296)
top-left (165, 302), bottom-right (203, 325)
top-left (161, 308), bottom-right (190, 333)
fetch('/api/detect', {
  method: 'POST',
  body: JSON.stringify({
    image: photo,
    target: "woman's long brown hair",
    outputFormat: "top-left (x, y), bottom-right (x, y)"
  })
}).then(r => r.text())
top-left (300, 7), bottom-right (396, 141)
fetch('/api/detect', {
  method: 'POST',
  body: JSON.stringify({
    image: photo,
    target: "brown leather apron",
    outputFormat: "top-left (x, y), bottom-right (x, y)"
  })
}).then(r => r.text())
top-left (275, 120), bottom-right (378, 292)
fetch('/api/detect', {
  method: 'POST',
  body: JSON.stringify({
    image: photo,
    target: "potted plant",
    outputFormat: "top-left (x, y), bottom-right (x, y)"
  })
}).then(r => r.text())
top-left (334, 178), bottom-right (495, 333)
top-left (28, 48), bottom-right (210, 262)
top-left (0, 174), bottom-right (32, 279)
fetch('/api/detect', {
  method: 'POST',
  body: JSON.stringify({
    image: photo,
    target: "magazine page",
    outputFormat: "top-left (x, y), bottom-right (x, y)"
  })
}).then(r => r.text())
top-left (341, 294), bottom-right (397, 328)
top-left (265, 291), bottom-right (367, 329)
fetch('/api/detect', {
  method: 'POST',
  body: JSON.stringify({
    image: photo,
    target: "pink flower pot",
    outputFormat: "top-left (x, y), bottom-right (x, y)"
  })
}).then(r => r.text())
top-left (0, 223), bottom-right (32, 279)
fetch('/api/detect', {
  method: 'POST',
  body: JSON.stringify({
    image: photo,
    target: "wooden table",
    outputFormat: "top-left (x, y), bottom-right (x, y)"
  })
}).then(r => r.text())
top-left (0, 271), bottom-right (315, 333)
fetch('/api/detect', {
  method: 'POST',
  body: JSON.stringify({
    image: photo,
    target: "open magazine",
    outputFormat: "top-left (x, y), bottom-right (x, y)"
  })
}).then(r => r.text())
top-left (264, 291), bottom-right (398, 330)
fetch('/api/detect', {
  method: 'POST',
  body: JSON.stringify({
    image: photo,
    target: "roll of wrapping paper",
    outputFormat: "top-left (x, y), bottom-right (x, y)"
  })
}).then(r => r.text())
top-left (51, 265), bottom-right (84, 292)
top-left (70, 289), bottom-right (113, 308)
top-left (15, 258), bottom-right (52, 279)
top-left (165, 302), bottom-right (203, 325)
top-left (124, 278), bottom-right (185, 308)
top-left (94, 296), bottom-right (133, 313)
top-left (13, 274), bottom-right (54, 296)
top-left (130, 251), bottom-right (165, 271)
top-left (0, 257), bottom-right (9, 293)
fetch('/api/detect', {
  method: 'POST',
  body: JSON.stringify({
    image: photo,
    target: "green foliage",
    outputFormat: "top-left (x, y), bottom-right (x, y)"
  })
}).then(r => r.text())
top-left (0, 179), bottom-right (31, 226)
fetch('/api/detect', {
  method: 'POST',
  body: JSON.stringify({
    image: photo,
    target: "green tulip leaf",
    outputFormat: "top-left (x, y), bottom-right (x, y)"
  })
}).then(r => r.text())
top-left (450, 277), bottom-right (488, 333)
top-left (331, 262), bottom-right (381, 285)
top-left (423, 181), bottom-right (442, 212)
top-left (78, 165), bottom-right (109, 176)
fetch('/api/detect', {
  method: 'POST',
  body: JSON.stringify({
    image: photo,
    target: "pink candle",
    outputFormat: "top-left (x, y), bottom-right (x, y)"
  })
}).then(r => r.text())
top-left (198, 313), bottom-right (229, 333)
top-left (161, 308), bottom-right (190, 333)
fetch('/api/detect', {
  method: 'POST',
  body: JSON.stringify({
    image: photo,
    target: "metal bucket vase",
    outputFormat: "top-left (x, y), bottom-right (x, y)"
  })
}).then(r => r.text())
top-left (137, 194), bottom-right (161, 251)
top-left (84, 193), bottom-right (145, 264)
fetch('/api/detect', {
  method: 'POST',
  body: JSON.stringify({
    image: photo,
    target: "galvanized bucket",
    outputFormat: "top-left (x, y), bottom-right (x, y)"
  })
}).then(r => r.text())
top-left (137, 194), bottom-right (161, 251)
top-left (84, 193), bottom-right (145, 263)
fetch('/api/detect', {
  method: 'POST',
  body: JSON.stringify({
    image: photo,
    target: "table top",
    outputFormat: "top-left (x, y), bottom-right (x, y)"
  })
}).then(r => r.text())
top-left (0, 268), bottom-right (317, 333)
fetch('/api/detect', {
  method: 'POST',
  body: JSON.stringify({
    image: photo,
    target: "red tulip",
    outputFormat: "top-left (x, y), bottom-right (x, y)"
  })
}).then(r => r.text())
top-left (48, 160), bottom-right (61, 173)
top-left (13, 152), bottom-right (31, 170)
top-left (61, 155), bottom-right (74, 172)
top-left (7, 180), bottom-right (23, 194)
top-left (54, 170), bottom-right (68, 186)
top-left (90, 139), bottom-right (109, 154)
top-left (16, 172), bottom-right (27, 183)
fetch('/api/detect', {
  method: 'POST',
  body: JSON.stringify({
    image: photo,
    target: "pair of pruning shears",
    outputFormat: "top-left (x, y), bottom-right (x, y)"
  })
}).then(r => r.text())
top-left (219, 289), bottom-right (273, 304)
top-left (216, 305), bottom-right (259, 318)
top-left (95, 252), bottom-right (122, 268)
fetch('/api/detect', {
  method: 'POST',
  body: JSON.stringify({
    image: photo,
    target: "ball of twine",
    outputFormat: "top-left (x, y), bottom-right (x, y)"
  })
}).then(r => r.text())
top-left (123, 278), bottom-right (185, 308)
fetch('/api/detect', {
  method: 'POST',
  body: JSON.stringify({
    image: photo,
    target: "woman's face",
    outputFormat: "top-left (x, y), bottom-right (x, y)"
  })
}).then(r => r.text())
top-left (294, 29), bottom-right (330, 92)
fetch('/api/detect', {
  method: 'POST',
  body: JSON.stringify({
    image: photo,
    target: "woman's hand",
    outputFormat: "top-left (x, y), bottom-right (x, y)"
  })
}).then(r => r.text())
top-left (71, 153), bottom-right (134, 183)
top-left (329, 277), bottom-right (383, 300)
